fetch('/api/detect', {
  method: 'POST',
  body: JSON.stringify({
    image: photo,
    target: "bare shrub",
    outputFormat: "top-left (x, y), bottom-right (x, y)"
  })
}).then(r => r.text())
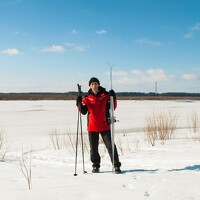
top-left (50, 129), bottom-right (89, 154)
top-left (133, 139), bottom-right (140, 152)
top-left (18, 149), bottom-right (32, 190)
top-left (189, 111), bottom-right (200, 141)
top-left (50, 129), bottom-right (64, 150)
top-left (192, 136), bottom-right (200, 142)
top-left (0, 127), bottom-right (8, 160)
top-left (157, 112), bottom-right (178, 142)
top-left (144, 113), bottom-right (158, 146)
top-left (124, 135), bottom-right (131, 152)
top-left (144, 111), bottom-right (178, 146)
top-left (114, 133), bottom-right (140, 154)
top-left (115, 134), bottom-right (124, 155)
top-left (64, 130), bottom-right (89, 154)
top-left (63, 131), bottom-right (76, 153)
top-left (189, 111), bottom-right (200, 133)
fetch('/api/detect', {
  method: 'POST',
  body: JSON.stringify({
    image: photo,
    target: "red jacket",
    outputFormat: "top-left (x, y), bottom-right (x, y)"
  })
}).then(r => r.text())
top-left (81, 86), bottom-right (117, 132)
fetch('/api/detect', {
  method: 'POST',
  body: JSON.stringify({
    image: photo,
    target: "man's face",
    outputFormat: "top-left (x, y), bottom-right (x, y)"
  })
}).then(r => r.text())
top-left (90, 82), bottom-right (99, 94)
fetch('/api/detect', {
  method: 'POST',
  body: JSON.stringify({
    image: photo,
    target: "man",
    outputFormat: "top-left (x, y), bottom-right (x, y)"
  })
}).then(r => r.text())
top-left (76, 77), bottom-right (121, 174)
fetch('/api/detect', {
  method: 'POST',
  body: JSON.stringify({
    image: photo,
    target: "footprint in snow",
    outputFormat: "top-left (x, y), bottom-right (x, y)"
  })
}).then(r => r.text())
top-left (122, 184), bottom-right (135, 189)
top-left (144, 191), bottom-right (150, 197)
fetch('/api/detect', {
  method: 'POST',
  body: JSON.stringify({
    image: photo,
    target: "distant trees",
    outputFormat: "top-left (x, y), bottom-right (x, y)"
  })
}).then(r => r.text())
top-left (0, 92), bottom-right (200, 100)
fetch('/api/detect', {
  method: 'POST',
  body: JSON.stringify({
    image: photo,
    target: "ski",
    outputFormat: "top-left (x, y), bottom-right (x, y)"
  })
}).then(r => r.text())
top-left (109, 65), bottom-right (115, 173)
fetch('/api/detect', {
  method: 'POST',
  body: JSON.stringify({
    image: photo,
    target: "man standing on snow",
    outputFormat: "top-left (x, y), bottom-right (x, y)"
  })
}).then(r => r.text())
top-left (76, 77), bottom-right (121, 174)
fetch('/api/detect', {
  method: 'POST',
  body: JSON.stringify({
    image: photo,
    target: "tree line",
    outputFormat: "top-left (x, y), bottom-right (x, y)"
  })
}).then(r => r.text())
top-left (1, 92), bottom-right (200, 100)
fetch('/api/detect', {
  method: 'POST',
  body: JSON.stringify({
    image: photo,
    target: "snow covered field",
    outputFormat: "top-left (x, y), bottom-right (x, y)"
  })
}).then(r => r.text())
top-left (0, 100), bottom-right (200, 200)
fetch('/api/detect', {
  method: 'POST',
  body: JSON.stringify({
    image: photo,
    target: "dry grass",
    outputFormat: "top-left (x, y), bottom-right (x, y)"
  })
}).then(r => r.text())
top-left (114, 133), bottom-right (141, 155)
top-left (18, 149), bottom-right (32, 190)
top-left (0, 126), bottom-right (8, 160)
top-left (50, 129), bottom-right (89, 154)
top-left (189, 111), bottom-right (200, 133)
top-left (49, 128), bottom-right (141, 157)
top-left (189, 111), bottom-right (200, 141)
top-left (144, 111), bottom-right (178, 146)
top-left (50, 129), bottom-right (64, 150)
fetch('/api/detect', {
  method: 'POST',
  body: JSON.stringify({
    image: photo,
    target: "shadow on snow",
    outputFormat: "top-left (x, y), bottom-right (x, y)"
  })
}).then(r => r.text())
top-left (169, 165), bottom-right (200, 172)
top-left (122, 165), bottom-right (200, 174)
top-left (122, 169), bottom-right (159, 174)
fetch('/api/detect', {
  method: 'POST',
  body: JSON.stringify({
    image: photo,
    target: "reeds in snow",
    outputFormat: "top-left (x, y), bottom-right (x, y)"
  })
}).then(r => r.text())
top-left (144, 111), bottom-right (178, 146)
top-left (0, 126), bottom-right (8, 160)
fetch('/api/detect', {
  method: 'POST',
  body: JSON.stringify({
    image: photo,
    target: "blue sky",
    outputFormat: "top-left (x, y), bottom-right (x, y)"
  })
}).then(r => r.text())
top-left (0, 0), bottom-right (200, 93)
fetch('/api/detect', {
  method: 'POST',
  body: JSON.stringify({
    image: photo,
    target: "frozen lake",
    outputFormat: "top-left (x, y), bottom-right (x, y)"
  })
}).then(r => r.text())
top-left (0, 100), bottom-right (200, 200)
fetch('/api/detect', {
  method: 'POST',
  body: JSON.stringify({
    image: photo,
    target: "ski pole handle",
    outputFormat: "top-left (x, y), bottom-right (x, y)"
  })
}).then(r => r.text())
top-left (77, 84), bottom-right (82, 96)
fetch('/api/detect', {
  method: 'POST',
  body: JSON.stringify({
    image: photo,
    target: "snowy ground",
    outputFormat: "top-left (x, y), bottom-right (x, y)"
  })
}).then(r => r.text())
top-left (0, 100), bottom-right (200, 200)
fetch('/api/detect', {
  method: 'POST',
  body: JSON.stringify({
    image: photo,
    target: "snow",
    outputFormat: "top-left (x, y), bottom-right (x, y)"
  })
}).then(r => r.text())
top-left (0, 100), bottom-right (200, 200)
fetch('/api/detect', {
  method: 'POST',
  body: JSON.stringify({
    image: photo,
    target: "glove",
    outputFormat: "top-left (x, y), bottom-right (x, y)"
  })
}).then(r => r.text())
top-left (76, 95), bottom-right (82, 106)
top-left (109, 89), bottom-right (116, 98)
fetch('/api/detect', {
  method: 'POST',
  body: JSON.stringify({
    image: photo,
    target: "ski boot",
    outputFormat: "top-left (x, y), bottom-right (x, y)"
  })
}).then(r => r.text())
top-left (115, 167), bottom-right (121, 174)
top-left (92, 166), bottom-right (100, 173)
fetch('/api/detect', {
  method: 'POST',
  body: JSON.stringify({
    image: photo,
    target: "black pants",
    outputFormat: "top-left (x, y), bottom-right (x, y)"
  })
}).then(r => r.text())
top-left (88, 130), bottom-right (121, 168)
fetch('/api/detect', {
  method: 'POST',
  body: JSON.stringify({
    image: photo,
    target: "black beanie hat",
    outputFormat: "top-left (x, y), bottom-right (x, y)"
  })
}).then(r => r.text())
top-left (89, 77), bottom-right (100, 86)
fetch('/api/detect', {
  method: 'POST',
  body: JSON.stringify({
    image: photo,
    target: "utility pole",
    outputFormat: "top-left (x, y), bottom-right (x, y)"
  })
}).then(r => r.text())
top-left (155, 82), bottom-right (158, 95)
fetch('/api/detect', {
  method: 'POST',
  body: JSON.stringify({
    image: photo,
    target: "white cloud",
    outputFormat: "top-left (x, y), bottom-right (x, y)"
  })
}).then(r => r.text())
top-left (11, 31), bottom-right (20, 35)
top-left (1, 48), bottom-right (20, 55)
top-left (184, 32), bottom-right (193, 39)
top-left (112, 68), bottom-right (173, 88)
top-left (184, 22), bottom-right (200, 39)
top-left (112, 71), bottom-right (128, 76)
top-left (193, 67), bottom-right (200, 71)
top-left (74, 46), bottom-right (86, 52)
top-left (96, 29), bottom-right (107, 35)
top-left (105, 70), bottom-right (128, 77)
top-left (182, 73), bottom-right (198, 80)
top-left (10, 31), bottom-right (27, 36)
top-left (66, 42), bottom-right (89, 52)
top-left (71, 29), bottom-right (77, 34)
top-left (146, 68), bottom-right (173, 82)
top-left (66, 42), bottom-right (76, 47)
top-left (135, 38), bottom-right (161, 46)
top-left (113, 76), bottom-right (141, 85)
top-left (131, 70), bottom-right (143, 76)
top-left (42, 45), bottom-right (65, 53)
top-left (190, 22), bottom-right (200, 31)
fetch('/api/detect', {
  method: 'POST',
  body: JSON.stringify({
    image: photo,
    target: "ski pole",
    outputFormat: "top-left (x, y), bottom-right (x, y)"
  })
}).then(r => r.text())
top-left (74, 106), bottom-right (80, 176)
top-left (79, 105), bottom-right (87, 174)
top-left (74, 84), bottom-right (87, 176)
